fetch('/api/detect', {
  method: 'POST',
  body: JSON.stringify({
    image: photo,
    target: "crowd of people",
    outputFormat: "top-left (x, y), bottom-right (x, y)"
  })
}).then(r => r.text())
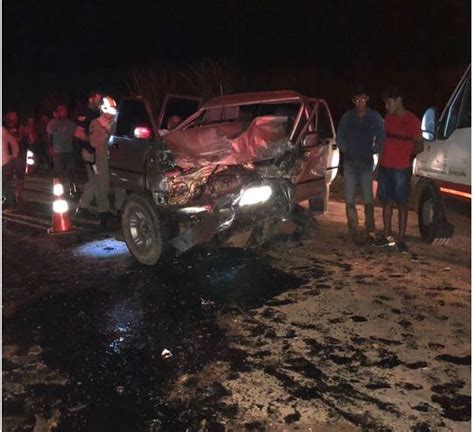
top-left (2, 90), bottom-right (123, 229)
top-left (3, 85), bottom-right (424, 244)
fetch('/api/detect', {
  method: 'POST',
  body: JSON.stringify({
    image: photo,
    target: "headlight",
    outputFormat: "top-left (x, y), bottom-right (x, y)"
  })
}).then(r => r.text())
top-left (177, 206), bottom-right (210, 214)
top-left (238, 185), bottom-right (272, 207)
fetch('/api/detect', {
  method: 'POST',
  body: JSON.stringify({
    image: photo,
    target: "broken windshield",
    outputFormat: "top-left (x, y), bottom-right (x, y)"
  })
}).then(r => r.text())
top-left (186, 102), bottom-right (303, 130)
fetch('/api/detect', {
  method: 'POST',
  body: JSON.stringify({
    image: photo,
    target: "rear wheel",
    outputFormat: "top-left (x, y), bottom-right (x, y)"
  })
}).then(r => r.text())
top-left (418, 184), bottom-right (454, 245)
top-left (121, 194), bottom-right (174, 265)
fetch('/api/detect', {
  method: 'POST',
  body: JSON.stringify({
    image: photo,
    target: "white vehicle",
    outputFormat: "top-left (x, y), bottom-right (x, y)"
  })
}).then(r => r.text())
top-left (413, 65), bottom-right (471, 244)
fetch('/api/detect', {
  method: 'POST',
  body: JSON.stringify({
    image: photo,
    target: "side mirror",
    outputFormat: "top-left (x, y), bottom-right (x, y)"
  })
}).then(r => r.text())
top-left (302, 132), bottom-right (321, 148)
top-left (133, 125), bottom-right (152, 140)
top-left (421, 107), bottom-right (438, 141)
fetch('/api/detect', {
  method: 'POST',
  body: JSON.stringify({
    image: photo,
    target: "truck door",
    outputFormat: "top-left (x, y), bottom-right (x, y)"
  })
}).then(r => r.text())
top-left (316, 100), bottom-right (339, 184)
top-left (294, 100), bottom-right (338, 202)
top-left (416, 72), bottom-right (471, 187)
top-left (109, 98), bottom-right (158, 190)
top-left (445, 75), bottom-right (471, 185)
top-left (157, 94), bottom-right (203, 132)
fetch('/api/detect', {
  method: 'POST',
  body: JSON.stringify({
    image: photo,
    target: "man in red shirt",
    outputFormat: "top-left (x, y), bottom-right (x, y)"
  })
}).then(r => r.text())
top-left (375, 87), bottom-right (424, 253)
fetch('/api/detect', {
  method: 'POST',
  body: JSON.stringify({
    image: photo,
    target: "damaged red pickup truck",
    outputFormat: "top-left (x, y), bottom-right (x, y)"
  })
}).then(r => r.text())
top-left (109, 91), bottom-right (339, 265)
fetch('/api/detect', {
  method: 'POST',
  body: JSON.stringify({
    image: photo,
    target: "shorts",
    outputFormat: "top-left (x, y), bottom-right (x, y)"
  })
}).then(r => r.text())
top-left (377, 166), bottom-right (411, 204)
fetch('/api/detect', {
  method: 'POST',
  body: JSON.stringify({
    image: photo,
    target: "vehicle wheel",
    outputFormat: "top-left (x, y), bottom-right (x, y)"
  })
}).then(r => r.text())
top-left (418, 185), bottom-right (454, 245)
top-left (121, 194), bottom-right (174, 265)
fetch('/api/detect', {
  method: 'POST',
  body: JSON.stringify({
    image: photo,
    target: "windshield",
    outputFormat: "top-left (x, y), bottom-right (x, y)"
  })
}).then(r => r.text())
top-left (184, 102), bottom-right (304, 130)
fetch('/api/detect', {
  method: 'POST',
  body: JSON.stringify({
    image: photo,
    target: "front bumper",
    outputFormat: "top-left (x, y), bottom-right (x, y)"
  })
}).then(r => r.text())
top-left (169, 179), bottom-right (294, 252)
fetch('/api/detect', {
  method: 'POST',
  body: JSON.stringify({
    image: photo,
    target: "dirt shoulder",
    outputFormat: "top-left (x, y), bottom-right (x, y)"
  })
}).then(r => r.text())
top-left (170, 200), bottom-right (471, 431)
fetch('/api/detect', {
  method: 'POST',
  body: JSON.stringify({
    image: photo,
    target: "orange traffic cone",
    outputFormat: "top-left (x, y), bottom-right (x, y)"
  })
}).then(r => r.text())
top-left (48, 178), bottom-right (75, 234)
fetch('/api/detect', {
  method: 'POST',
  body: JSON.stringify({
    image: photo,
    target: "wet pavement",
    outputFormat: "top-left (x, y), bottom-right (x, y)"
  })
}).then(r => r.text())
top-left (3, 227), bottom-right (305, 431)
top-left (2, 189), bottom-right (471, 431)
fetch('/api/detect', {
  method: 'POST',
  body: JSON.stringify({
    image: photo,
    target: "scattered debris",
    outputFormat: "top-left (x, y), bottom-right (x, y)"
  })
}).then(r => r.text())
top-left (201, 297), bottom-right (215, 308)
top-left (68, 403), bottom-right (88, 413)
top-left (161, 348), bottom-right (173, 359)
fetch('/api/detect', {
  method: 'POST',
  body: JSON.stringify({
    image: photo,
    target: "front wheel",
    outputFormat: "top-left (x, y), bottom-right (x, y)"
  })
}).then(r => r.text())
top-left (121, 194), bottom-right (174, 265)
top-left (418, 185), bottom-right (454, 245)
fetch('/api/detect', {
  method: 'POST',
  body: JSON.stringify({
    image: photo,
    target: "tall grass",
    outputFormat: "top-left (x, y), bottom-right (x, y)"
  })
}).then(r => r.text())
top-left (126, 60), bottom-right (466, 122)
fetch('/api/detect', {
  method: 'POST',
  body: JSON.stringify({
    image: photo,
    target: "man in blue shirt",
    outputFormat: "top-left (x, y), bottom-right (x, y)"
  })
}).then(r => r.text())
top-left (47, 105), bottom-right (86, 196)
top-left (337, 86), bottom-right (385, 244)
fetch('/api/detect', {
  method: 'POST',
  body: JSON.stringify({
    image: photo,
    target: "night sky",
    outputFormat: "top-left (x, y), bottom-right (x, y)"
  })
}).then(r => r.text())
top-left (3, 0), bottom-right (471, 112)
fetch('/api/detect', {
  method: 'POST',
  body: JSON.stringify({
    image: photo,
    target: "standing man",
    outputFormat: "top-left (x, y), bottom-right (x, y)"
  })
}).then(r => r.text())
top-left (74, 90), bottom-right (102, 218)
top-left (336, 86), bottom-right (385, 244)
top-left (2, 126), bottom-right (20, 210)
top-left (77, 96), bottom-right (120, 229)
top-left (4, 111), bottom-right (27, 203)
top-left (374, 87), bottom-right (423, 253)
top-left (46, 105), bottom-right (86, 196)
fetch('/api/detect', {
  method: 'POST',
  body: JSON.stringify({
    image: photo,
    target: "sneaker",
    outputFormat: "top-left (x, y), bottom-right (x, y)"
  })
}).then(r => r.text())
top-left (373, 235), bottom-right (396, 247)
top-left (397, 241), bottom-right (409, 254)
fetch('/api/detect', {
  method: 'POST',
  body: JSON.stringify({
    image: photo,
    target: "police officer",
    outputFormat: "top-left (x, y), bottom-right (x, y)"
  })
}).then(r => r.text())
top-left (77, 96), bottom-right (119, 229)
top-left (75, 91), bottom-right (102, 217)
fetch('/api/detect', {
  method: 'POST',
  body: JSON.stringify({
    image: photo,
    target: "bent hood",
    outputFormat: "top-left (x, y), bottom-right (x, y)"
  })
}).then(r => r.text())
top-left (162, 115), bottom-right (293, 169)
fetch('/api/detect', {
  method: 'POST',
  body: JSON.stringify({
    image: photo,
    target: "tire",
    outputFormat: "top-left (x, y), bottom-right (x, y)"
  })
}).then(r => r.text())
top-left (121, 193), bottom-right (174, 265)
top-left (418, 184), bottom-right (454, 245)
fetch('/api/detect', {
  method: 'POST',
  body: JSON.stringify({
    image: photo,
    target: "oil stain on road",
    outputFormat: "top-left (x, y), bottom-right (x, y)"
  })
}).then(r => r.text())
top-left (3, 248), bottom-right (305, 431)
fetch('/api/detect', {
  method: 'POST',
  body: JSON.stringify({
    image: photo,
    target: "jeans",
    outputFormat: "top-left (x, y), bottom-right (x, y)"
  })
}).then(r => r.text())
top-left (343, 161), bottom-right (375, 233)
top-left (52, 152), bottom-right (76, 192)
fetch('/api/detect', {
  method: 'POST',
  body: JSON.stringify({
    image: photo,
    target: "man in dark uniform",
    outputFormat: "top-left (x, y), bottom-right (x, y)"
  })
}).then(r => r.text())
top-left (74, 90), bottom-right (102, 215)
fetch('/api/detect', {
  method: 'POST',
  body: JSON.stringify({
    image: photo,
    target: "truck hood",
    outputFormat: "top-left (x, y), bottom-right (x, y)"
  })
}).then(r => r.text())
top-left (162, 115), bottom-right (293, 169)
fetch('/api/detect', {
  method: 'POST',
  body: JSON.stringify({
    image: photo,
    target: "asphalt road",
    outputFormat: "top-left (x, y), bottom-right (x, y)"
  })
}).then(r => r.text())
top-left (2, 173), bottom-right (471, 431)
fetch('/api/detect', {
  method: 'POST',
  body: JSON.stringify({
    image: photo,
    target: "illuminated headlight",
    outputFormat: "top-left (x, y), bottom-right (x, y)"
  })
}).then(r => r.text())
top-left (53, 183), bottom-right (64, 196)
top-left (27, 150), bottom-right (34, 158)
top-left (27, 158), bottom-right (35, 165)
top-left (177, 206), bottom-right (210, 214)
top-left (53, 199), bottom-right (69, 214)
top-left (238, 185), bottom-right (272, 207)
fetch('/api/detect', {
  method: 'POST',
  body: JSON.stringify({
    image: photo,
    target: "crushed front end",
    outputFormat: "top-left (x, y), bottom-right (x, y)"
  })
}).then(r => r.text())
top-left (146, 114), bottom-right (304, 252)
top-left (168, 176), bottom-right (295, 253)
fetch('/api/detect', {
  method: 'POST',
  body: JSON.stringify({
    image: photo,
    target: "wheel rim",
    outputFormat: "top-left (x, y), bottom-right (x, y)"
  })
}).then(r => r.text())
top-left (129, 208), bottom-right (154, 250)
top-left (421, 198), bottom-right (434, 227)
